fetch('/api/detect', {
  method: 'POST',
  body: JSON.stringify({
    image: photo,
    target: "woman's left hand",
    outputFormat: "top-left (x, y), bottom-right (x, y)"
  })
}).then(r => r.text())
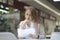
top-left (29, 34), bottom-right (37, 39)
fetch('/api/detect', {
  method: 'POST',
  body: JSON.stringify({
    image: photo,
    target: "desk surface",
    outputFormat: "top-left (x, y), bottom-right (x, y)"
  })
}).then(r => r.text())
top-left (18, 39), bottom-right (50, 40)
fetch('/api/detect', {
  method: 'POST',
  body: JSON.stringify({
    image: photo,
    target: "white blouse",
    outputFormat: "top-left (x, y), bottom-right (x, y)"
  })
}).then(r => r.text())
top-left (17, 21), bottom-right (36, 39)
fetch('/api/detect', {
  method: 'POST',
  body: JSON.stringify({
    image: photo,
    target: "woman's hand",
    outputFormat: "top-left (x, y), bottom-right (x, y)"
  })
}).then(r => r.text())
top-left (19, 19), bottom-right (31, 29)
top-left (19, 20), bottom-right (27, 29)
top-left (29, 34), bottom-right (37, 39)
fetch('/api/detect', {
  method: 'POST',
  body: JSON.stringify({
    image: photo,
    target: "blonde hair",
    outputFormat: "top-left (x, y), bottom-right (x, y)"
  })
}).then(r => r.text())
top-left (24, 6), bottom-right (41, 23)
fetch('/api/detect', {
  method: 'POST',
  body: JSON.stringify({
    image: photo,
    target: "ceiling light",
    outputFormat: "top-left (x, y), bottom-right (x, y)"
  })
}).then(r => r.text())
top-left (53, 0), bottom-right (60, 2)
top-left (5, 7), bottom-right (9, 10)
top-left (0, 9), bottom-right (9, 13)
top-left (0, 5), bottom-right (4, 8)
top-left (14, 9), bottom-right (18, 12)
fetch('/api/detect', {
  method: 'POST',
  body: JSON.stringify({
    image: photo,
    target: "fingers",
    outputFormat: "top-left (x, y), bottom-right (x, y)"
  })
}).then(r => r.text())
top-left (29, 34), bottom-right (37, 39)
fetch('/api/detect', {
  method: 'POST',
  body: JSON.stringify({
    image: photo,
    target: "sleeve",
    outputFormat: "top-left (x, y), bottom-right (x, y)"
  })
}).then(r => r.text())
top-left (17, 21), bottom-right (27, 38)
top-left (17, 21), bottom-right (24, 38)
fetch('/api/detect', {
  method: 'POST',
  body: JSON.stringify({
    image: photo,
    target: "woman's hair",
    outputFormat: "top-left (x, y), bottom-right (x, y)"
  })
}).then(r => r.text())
top-left (24, 6), bottom-right (41, 23)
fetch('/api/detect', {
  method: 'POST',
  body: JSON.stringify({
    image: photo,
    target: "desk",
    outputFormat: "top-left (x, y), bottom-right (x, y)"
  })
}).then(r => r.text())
top-left (18, 39), bottom-right (50, 40)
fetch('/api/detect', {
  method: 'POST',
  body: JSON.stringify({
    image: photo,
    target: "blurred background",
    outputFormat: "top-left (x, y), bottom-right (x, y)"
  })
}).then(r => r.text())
top-left (0, 0), bottom-right (60, 39)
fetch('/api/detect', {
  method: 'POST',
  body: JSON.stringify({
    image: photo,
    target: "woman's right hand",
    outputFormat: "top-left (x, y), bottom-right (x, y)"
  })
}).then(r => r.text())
top-left (19, 19), bottom-right (29, 29)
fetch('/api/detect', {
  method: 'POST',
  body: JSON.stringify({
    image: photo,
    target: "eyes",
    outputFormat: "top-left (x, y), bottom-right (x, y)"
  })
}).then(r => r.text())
top-left (25, 10), bottom-right (31, 17)
top-left (26, 13), bottom-right (31, 16)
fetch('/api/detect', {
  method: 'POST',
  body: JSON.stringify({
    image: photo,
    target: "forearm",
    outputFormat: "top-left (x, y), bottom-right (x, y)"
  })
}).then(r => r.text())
top-left (29, 34), bottom-right (38, 39)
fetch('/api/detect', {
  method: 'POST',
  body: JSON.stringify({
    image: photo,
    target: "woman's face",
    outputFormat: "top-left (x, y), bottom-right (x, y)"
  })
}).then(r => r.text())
top-left (25, 10), bottom-right (32, 20)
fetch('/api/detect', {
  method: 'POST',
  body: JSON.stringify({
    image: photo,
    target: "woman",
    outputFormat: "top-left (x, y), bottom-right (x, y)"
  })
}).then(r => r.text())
top-left (17, 7), bottom-right (45, 39)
